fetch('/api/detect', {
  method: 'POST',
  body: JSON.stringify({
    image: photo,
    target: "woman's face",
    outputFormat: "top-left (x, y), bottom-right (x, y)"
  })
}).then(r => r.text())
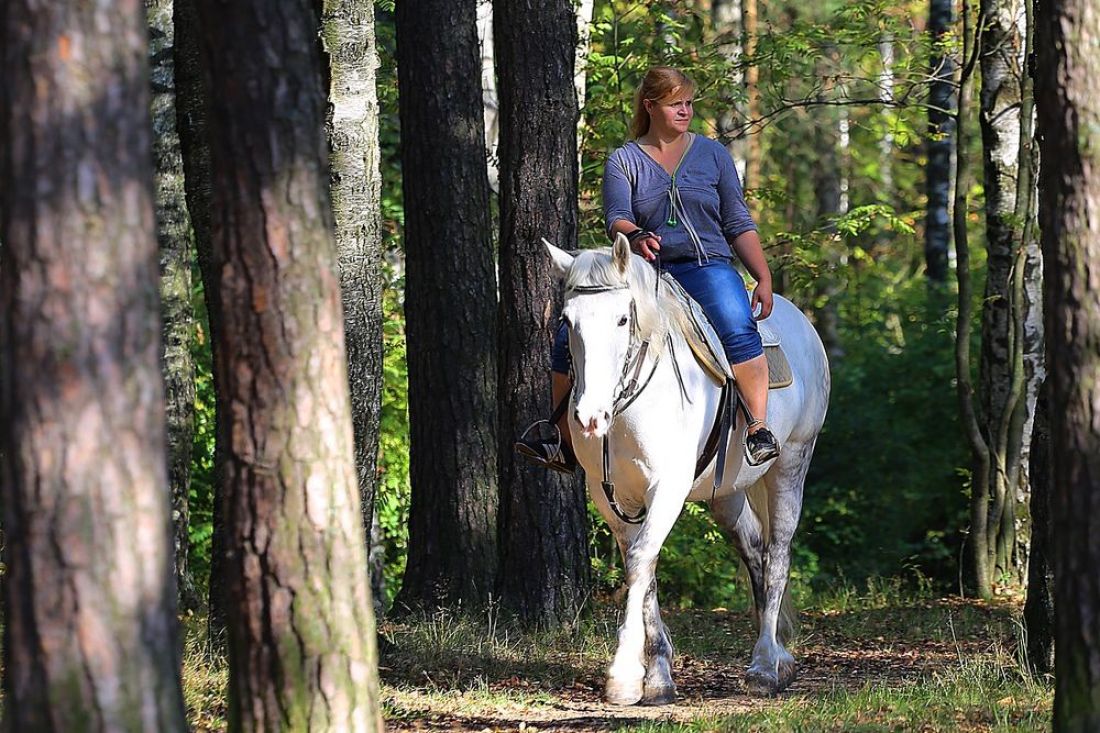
top-left (646, 91), bottom-right (694, 136)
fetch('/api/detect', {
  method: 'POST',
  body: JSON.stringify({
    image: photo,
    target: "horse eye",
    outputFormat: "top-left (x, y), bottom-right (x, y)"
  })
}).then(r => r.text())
top-left (618, 315), bottom-right (628, 327)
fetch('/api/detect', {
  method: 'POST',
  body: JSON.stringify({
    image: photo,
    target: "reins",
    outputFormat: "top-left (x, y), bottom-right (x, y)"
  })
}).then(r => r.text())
top-left (563, 267), bottom-right (745, 526)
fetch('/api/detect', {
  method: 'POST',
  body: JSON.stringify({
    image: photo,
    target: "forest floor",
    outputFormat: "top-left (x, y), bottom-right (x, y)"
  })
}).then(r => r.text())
top-left (180, 586), bottom-right (1051, 732)
top-left (373, 591), bottom-right (1050, 733)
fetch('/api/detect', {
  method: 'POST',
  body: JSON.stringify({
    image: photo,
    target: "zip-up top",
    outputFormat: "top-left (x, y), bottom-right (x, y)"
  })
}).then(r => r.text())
top-left (602, 134), bottom-right (758, 264)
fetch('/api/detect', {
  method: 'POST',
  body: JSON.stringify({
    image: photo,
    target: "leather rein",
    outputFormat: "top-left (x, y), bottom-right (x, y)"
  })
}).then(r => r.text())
top-left (565, 281), bottom-right (737, 525)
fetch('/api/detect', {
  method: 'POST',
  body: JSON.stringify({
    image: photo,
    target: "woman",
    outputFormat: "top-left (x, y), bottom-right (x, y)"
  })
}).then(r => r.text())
top-left (518, 66), bottom-right (779, 471)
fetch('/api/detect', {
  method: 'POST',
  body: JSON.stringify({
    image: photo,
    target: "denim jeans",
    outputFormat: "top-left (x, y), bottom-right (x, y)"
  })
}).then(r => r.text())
top-left (551, 257), bottom-right (763, 374)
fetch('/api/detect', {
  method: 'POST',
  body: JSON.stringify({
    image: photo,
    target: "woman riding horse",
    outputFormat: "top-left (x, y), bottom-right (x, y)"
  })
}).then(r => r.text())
top-left (518, 65), bottom-right (780, 471)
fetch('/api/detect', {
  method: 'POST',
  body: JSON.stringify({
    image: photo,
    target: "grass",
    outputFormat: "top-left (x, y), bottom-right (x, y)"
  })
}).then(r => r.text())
top-left (116, 580), bottom-right (1056, 731)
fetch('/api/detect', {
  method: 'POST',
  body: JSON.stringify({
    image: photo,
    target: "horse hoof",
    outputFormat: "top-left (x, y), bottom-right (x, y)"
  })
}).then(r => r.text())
top-left (641, 683), bottom-right (677, 706)
top-left (744, 669), bottom-right (779, 697)
top-left (605, 679), bottom-right (644, 706)
top-left (777, 658), bottom-right (798, 691)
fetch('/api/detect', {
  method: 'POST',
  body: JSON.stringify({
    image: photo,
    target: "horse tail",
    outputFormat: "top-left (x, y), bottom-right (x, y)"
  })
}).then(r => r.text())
top-left (744, 479), bottom-right (799, 645)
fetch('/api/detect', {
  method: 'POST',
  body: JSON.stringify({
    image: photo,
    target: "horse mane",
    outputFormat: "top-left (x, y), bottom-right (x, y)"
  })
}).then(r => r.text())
top-left (565, 249), bottom-right (694, 355)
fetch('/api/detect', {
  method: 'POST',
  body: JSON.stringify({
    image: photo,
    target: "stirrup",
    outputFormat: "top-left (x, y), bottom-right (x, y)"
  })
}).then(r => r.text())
top-left (744, 421), bottom-right (780, 467)
top-left (514, 420), bottom-right (577, 474)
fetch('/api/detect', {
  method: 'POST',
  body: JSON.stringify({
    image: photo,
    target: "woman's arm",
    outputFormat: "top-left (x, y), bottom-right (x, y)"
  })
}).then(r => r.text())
top-left (729, 230), bottom-right (774, 320)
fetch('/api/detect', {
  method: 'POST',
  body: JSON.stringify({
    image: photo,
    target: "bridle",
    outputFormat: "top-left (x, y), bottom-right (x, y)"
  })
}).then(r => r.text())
top-left (565, 281), bottom-right (661, 524)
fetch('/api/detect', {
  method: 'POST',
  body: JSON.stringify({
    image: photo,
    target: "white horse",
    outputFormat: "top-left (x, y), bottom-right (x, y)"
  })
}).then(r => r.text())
top-left (546, 233), bottom-right (830, 702)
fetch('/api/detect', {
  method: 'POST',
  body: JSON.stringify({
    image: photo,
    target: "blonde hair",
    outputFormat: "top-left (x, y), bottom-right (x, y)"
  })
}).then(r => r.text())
top-left (629, 67), bottom-right (696, 139)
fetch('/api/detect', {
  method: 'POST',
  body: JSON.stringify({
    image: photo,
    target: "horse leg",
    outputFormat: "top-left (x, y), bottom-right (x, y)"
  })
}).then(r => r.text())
top-left (745, 441), bottom-right (813, 697)
top-left (710, 486), bottom-right (766, 629)
top-left (605, 484), bottom-right (686, 706)
top-left (640, 576), bottom-right (676, 704)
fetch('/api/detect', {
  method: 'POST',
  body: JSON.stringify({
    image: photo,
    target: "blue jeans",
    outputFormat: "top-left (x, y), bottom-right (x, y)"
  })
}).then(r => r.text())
top-left (551, 258), bottom-right (763, 374)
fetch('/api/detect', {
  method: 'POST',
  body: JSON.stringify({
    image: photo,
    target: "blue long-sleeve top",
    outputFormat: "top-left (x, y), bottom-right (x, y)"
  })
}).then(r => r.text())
top-left (602, 133), bottom-right (757, 264)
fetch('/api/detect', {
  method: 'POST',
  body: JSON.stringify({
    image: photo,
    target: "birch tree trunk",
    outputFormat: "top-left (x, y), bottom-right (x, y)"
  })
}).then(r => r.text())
top-left (0, 1), bottom-right (187, 728)
top-left (1036, 0), bottom-right (1100, 722)
top-left (146, 0), bottom-right (198, 614)
top-left (193, 0), bottom-right (382, 727)
top-left (714, 0), bottom-right (749, 182)
top-left (926, 0), bottom-right (956, 285)
top-left (970, 0), bottom-right (1041, 595)
top-left (477, 0), bottom-right (500, 193)
top-left (319, 0), bottom-right (385, 571)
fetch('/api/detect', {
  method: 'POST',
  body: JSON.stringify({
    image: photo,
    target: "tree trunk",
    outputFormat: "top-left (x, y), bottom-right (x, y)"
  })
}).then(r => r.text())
top-left (394, 0), bottom-right (500, 611)
top-left (925, 0), bottom-right (956, 284)
top-left (173, 0), bottom-right (228, 639)
top-left (951, 0), bottom-right (998, 599)
top-left (714, 0), bottom-right (749, 183)
top-left (1036, 0), bottom-right (1100, 722)
top-left (972, 0), bottom-right (1042, 595)
top-left (742, 0), bottom-right (761, 194)
top-left (495, 0), bottom-right (591, 626)
top-left (192, 0), bottom-right (382, 728)
top-left (319, 0), bottom-right (385, 570)
top-left (1024, 380), bottom-right (1054, 676)
top-left (147, 0), bottom-right (199, 615)
top-left (477, 0), bottom-right (500, 193)
top-left (0, 2), bottom-right (188, 729)
top-left (574, 0), bottom-right (596, 166)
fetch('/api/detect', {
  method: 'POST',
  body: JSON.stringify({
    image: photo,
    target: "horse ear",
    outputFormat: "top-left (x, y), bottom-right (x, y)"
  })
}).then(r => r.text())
top-left (612, 232), bottom-right (631, 274)
top-left (542, 238), bottom-right (574, 280)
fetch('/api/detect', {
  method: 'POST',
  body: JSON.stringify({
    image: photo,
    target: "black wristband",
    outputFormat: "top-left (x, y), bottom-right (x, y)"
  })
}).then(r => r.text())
top-left (626, 228), bottom-right (652, 244)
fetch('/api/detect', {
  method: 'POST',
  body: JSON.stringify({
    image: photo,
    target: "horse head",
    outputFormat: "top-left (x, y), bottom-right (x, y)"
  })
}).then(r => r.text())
top-left (545, 233), bottom-right (646, 440)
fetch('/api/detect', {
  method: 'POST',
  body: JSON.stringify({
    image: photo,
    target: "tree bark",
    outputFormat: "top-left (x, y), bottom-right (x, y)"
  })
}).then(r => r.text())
top-left (495, 0), bottom-right (591, 626)
top-left (1036, 0), bottom-right (1100, 722)
top-left (1024, 380), bottom-right (1054, 676)
top-left (173, 0), bottom-right (228, 638)
top-left (714, 0), bottom-right (749, 183)
top-left (971, 0), bottom-right (1042, 595)
top-left (0, 1), bottom-right (188, 729)
top-left (147, 0), bottom-right (199, 614)
top-left (319, 0), bottom-right (385, 572)
top-left (926, 0), bottom-right (956, 284)
top-left (192, 0), bottom-right (382, 728)
top-left (394, 0), bottom-right (500, 611)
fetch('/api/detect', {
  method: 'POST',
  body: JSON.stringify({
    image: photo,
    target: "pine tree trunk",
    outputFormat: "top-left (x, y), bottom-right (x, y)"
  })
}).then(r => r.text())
top-left (0, 2), bottom-right (187, 729)
top-left (1036, 0), bottom-right (1100, 722)
top-left (192, 0), bottom-right (382, 728)
top-left (1024, 381), bottom-right (1054, 676)
top-left (925, 0), bottom-right (956, 284)
top-left (495, 0), bottom-right (591, 626)
top-left (173, 0), bottom-right (229, 638)
top-left (319, 0), bottom-right (385, 570)
top-left (147, 0), bottom-right (199, 614)
top-left (394, 0), bottom-right (500, 611)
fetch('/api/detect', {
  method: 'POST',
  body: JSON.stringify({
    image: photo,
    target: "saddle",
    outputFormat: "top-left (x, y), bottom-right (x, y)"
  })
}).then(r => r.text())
top-left (660, 272), bottom-right (793, 389)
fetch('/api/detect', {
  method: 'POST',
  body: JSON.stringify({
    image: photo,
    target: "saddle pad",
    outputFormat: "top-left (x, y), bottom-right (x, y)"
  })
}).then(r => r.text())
top-left (660, 272), bottom-right (792, 389)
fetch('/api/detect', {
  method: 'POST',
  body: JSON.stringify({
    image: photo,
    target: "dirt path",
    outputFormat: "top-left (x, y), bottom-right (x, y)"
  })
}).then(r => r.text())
top-left (382, 599), bottom-right (1020, 732)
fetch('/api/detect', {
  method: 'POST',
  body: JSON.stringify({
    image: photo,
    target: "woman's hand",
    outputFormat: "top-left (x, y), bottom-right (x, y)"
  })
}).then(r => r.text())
top-left (751, 279), bottom-right (774, 321)
top-left (631, 233), bottom-right (661, 261)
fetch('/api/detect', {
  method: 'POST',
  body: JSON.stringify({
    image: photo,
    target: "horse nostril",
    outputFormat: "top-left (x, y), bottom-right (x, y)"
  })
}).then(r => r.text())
top-left (573, 409), bottom-right (581, 425)
top-left (602, 410), bottom-right (611, 424)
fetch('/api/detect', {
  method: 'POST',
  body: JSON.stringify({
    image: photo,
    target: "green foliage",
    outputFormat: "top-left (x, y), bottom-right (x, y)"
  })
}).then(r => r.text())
top-left (188, 273), bottom-right (216, 596)
top-left (376, 270), bottom-right (412, 606)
